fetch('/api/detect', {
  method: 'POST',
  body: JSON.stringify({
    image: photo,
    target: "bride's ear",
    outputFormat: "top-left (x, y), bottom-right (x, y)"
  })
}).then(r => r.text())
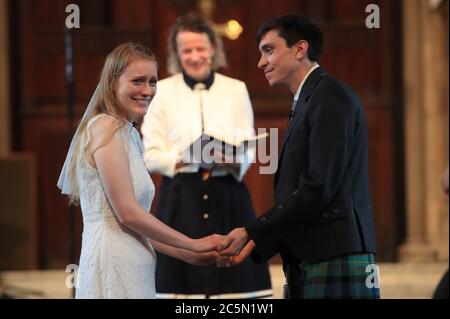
top-left (112, 80), bottom-right (118, 96)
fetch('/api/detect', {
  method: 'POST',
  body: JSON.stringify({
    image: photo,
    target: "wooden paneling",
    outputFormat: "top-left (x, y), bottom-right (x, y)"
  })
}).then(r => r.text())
top-left (21, 117), bottom-right (83, 268)
top-left (365, 109), bottom-right (398, 260)
top-left (10, 0), bottom-right (403, 266)
top-left (0, 153), bottom-right (38, 270)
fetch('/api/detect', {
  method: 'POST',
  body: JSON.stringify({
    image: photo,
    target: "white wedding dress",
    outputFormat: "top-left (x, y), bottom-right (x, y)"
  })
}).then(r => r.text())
top-left (75, 114), bottom-right (156, 299)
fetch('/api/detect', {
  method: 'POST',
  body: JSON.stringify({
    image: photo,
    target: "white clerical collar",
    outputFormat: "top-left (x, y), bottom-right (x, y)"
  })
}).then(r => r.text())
top-left (294, 63), bottom-right (319, 101)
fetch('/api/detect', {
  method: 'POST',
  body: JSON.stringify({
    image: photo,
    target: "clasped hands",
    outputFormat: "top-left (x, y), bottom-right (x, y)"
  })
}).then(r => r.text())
top-left (193, 227), bottom-right (254, 268)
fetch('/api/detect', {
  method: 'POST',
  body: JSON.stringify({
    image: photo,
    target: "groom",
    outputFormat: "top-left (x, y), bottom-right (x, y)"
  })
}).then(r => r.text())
top-left (218, 14), bottom-right (380, 299)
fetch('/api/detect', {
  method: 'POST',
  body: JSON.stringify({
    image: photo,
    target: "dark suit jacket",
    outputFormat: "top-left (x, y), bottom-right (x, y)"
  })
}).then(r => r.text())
top-left (246, 67), bottom-right (377, 263)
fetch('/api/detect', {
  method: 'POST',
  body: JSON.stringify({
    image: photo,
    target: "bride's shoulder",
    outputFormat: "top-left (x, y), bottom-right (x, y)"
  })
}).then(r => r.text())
top-left (88, 114), bottom-right (122, 135)
top-left (85, 113), bottom-right (126, 151)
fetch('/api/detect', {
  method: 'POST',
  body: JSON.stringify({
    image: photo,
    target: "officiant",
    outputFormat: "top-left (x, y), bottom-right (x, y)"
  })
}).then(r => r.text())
top-left (141, 13), bottom-right (272, 299)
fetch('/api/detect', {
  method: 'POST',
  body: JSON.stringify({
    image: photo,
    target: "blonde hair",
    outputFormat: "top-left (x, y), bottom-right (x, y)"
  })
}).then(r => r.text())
top-left (167, 12), bottom-right (227, 75)
top-left (68, 42), bottom-right (157, 204)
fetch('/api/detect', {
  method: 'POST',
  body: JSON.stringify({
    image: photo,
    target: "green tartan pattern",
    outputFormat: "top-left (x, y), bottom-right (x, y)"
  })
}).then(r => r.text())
top-left (301, 254), bottom-right (380, 299)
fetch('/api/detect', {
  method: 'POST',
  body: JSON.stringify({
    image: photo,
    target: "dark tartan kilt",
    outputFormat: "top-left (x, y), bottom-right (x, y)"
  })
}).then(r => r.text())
top-left (288, 254), bottom-right (381, 299)
top-left (155, 173), bottom-right (272, 298)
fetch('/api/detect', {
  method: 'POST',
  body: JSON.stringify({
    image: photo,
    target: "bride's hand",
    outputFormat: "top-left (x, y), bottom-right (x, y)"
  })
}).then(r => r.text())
top-left (185, 251), bottom-right (229, 266)
top-left (192, 234), bottom-right (224, 253)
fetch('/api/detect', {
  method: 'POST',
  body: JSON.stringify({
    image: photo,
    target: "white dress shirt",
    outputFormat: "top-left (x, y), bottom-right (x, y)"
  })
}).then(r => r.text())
top-left (292, 63), bottom-right (320, 110)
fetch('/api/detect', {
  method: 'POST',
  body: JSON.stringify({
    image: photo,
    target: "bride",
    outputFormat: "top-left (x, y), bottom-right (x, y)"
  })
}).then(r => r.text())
top-left (57, 42), bottom-right (224, 298)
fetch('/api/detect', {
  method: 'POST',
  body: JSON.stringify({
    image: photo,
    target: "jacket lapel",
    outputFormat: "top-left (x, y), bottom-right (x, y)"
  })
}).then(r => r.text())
top-left (274, 67), bottom-right (327, 188)
top-left (282, 98), bottom-right (305, 146)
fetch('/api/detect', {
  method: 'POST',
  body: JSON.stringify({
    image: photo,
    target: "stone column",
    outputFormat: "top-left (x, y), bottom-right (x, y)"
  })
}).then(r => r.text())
top-left (399, 0), bottom-right (449, 262)
top-left (0, 0), bottom-right (10, 156)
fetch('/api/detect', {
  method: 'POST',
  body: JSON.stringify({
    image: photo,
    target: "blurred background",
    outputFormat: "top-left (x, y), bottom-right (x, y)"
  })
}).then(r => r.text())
top-left (0, 0), bottom-right (448, 298)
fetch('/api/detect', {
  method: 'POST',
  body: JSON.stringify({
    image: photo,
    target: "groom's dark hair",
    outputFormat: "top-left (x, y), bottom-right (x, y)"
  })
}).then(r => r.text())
top-left (256, 13), bottom-right (324, 62)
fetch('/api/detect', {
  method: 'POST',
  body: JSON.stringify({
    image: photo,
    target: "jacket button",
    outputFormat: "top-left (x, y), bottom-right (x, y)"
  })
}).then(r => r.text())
top-left (203, 213), bottom-right (209, 220)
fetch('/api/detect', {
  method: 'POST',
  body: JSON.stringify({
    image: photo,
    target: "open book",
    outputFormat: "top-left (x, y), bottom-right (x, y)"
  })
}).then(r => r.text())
top-left (180, 131), bottom-right (269, 168)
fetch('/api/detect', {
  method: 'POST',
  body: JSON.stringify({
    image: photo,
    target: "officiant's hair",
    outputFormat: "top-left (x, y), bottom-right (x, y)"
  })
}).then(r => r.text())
top-left (67, 42), bottom-right (157, 204)
top-left (167, 12), bottom-right (227, 75)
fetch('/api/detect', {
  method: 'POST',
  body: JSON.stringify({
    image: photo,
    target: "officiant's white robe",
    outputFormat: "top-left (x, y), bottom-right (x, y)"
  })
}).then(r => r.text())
top-left (141, 72), bottom-right (256, 181)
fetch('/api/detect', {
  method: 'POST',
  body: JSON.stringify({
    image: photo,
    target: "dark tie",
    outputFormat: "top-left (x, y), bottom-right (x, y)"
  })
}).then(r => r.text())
top-left (288, 99), bottom-right (298, 124)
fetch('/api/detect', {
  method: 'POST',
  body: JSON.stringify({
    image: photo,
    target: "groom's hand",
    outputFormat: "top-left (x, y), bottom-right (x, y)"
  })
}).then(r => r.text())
top-left (217, 227), bottom-right (249, 257)
top-left (217, 240), bottom-right (255, 268)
